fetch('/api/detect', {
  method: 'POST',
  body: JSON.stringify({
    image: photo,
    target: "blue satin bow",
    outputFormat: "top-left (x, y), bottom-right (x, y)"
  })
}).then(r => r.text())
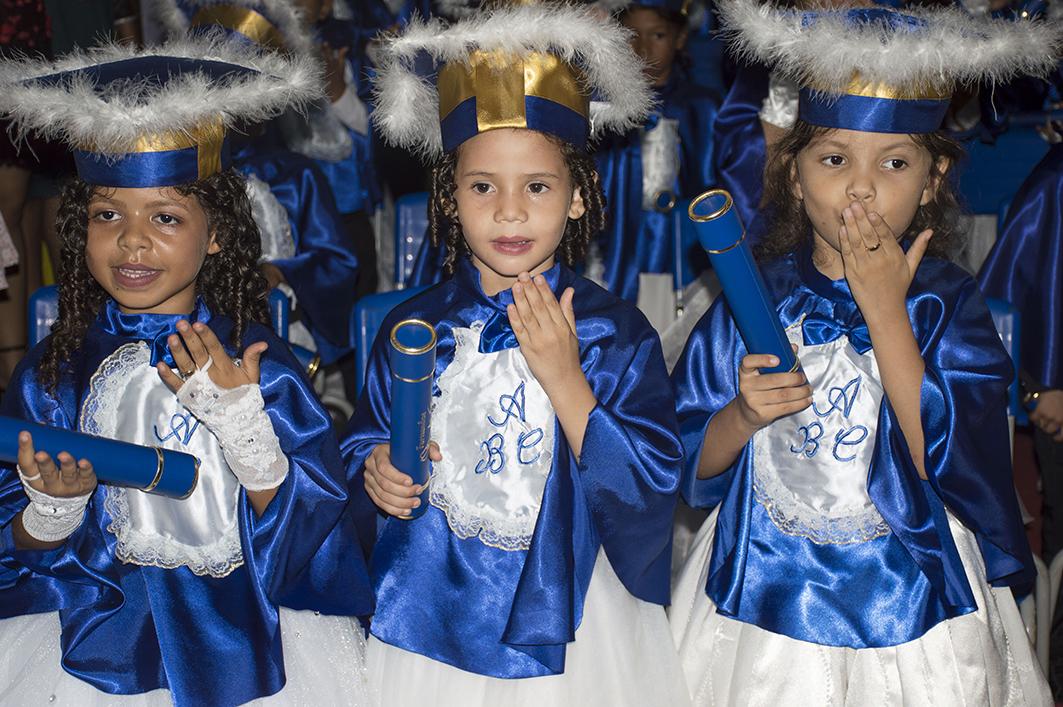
top-left (803, 313), bottom-right (872, 353)
top-left (453, 259), bottom-right (563, 355)
top-left (98, 298), bottom-right (211, 367)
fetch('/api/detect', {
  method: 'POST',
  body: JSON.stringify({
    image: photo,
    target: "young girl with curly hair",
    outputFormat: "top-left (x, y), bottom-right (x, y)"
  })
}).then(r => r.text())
top-left (342, 5), bottom-right (691, 705)
top-left (0, 39), bottom-right (372, 706)
top-left (669, 2), bottom-right (1057, 704)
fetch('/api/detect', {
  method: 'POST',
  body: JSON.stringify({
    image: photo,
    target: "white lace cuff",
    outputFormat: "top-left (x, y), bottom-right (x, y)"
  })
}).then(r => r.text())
top-left (19, 472), bottom-right (91, 543)
top-left (178, 366), bottom-right (289, 492)
top-left (759, 73), bottom-right (800, 129)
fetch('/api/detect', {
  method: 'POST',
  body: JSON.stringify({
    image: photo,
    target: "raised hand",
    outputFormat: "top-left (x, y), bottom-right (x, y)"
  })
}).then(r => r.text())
top-left (506, 271), bottom-right (584, 397)
top-left (839, 201), bottom-right (932, 324)
top-left (157, 321), bottom-right (268, 392)
top-left (16, 430), bottom-right (96, 498)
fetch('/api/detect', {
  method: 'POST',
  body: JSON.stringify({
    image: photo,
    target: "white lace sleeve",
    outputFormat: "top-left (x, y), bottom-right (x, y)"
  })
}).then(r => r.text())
top-left (18, 471), bottom-right (92, 543)
top-left (177, 366), bottom-right (289, 492)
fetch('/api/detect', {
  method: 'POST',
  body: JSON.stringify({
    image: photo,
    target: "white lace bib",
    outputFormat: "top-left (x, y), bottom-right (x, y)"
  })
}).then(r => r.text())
top-left (428, 324), bottom-right (555, 551)
top-left (81, 343), bottom-right (244, 577)
top-left (751, 324), bottom-right (890, 545)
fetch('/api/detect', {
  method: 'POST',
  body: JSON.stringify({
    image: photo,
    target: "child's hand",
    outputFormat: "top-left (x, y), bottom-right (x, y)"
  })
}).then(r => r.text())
top-left (1031, 390), bottom-right (1063, 442)
top-left (364, 442), bottom-right (442, 518)
top-left (507, 272), bottom-right (584, 397)
top-left (16, 431), bottom-right (97, 498)
top-left (157, 321), bottom-right (268, 392)
top-left (839, 201), bottom-right (932, 324)
top-left (734, 347), bottom-right (812, 432)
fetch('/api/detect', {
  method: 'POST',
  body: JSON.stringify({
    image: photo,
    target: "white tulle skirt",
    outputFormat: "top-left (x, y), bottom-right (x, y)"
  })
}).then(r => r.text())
top-left (0, 607), bottom-right (372, 706)
top-left (366, 549), bottom-right (692, 707)
top-left (669, 508), bottom-right (1052, 706)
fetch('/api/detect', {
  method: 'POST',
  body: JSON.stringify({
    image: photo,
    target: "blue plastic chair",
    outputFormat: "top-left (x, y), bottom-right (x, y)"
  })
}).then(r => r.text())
top-left (394, 192), bottom-right (429, 289)
top-left (29, 286), bottom-right (293, 346)
top-left (353, 286), bottom-right (429, 396)
top-left (985, 297), bottom-right (1024, 424)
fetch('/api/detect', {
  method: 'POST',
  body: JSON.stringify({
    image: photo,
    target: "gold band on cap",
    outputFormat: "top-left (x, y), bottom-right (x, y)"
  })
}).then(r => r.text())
top-left (812, 71), bottom-right (950, 102)
top-left (438, 50), bottom-right (589, 134)
top-left (122, 116), bottom-right (226, 180)
top-left (191, 5), bottom-right (286, 50)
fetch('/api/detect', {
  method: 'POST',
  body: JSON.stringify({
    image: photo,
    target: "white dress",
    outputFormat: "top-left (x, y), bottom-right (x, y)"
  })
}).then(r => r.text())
top-left (0, 343), bottom-right (371, 706)
top-left (366, 323), bottom-right (691, 707)
top-left (669, 328), bottom-right (1051, 706)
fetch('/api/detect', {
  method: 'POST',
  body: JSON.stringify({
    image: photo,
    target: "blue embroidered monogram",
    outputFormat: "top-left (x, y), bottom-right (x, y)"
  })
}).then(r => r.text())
top-left (752, 328), bottom-right (889, 545)
top-left (153, 411), bottom-right (201, 447)
top-left (429, 324), bottom-right (555, 551)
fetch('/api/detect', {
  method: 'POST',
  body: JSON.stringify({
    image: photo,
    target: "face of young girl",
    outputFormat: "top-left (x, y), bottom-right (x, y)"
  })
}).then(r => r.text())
top-left (623, 7), bottom-right (686, 87)
top-left (454, 128), bottom-right (585, 296)
top-left (793, 129), bottom-right (939, 262)
top-left (85, 186), bottom-right (219, 315)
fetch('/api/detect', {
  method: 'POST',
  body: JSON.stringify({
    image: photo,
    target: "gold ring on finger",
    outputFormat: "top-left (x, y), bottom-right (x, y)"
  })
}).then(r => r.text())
top-left (867, 242), bottom-right (882, 252)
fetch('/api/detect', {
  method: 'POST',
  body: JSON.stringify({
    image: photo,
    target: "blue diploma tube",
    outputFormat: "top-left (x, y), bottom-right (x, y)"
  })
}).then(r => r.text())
top-left (0, 416), bottom-right (199, 498)
top-left (689, 189), bottom-right (798, 374)
top-left (389, 319), bottom-right (436, 520)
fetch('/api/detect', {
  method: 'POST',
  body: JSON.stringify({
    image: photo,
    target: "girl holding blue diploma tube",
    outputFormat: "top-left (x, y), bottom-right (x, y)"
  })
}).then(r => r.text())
top-left (0, 39), bottom-right (373, 706)
top-left (669, 1), bottom-right (1052, 703)
top-left (342, 5), bottom-right (690, 705)
top-left (388, 318), bottom-right (437, 520)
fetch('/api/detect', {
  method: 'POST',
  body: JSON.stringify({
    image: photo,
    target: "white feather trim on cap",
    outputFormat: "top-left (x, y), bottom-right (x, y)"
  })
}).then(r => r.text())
top-left (718, 0), bottom-right (1062, 95)
top-left (149, 0), bottom-right (317, 57)
top-left (0, 34), bottom-right (322, 156)
top-left (371, 3), bottom-right (654, 156)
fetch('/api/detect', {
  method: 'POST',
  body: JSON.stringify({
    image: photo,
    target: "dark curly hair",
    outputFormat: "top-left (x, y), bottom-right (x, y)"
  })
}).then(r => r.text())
top-left (755, 120), bottom-right (966, 263)
top-left (39, 168), bottom-right (270, 391)
top-left (427, 132), bottom-right (606, 275)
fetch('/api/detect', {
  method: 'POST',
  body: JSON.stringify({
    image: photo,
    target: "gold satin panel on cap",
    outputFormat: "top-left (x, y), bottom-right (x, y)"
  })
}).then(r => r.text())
top-left (126, 116), bottom-right (226, 179)
top-left (814, 71), bottom-right (950, 101)
top-left (437, 50), bottom-right (589, 134)
top-left (191, 5), bottom-right (285, 50)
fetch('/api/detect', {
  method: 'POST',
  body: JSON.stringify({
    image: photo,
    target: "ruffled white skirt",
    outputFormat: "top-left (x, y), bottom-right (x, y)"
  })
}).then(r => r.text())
top-left (669, 508), bottom-right (1051, 706)
top-left (0, 607), bottom-right (371, 706)
top-left (367, 549), bottom-right (692, 707)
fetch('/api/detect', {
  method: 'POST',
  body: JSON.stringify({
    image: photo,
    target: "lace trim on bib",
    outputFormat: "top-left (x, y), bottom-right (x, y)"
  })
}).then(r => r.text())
top-left (751, 473), bottom-right (891, 545)
top-left (81, 343), bottom-right (245, 578)
top-left (428, 323), bottom-right (555, 552)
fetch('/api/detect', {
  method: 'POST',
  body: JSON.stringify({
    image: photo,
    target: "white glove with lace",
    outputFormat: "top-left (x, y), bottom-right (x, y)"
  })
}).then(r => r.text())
top-left (18, 469), bottom-right (91, 542)
top-left (178, 360), bottom-right (289, 491)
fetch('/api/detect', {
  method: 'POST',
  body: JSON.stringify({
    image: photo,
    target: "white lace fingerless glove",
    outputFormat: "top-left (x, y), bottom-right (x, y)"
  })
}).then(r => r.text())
top-left (178, 361), bottom-right (290, 492)
top-left (759, 73), bottom-right (800, 129)
top-left (18, 469), bottom-right (91, 543)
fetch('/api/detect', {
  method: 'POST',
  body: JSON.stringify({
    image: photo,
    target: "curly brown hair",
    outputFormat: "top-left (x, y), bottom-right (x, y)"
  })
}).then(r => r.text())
top-left (427, 132), bottom-right (606, 275)
top-left (39, 169), bottom-right (270, 391)
top-left (755, 120), bottom-right (966, 263)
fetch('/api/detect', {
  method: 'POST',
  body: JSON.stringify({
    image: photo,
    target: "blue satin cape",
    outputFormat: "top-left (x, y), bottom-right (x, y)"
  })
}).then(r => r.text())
top-left (234, 142), bottom-right (360, 364)
top-left (712, 61), bottom-right (772, 246)
top-left (672, 249), bottom-right (1035, 648)
top-left (341, 258), bottom-right (682, 677)
top-left (595, 68), bottom-right (720, 301)
top-left (977, 143), bottom-right (1063, 390)
top-left (0, 300), bottom-right (372, 706)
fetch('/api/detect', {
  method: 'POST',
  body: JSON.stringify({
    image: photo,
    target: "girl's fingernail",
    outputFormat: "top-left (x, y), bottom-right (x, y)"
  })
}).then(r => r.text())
top-left (534, 275), bottom-right (545, 284)
top-left (413, 499), bottom-right (421, 508)
top-left (513, 283), bottom-right (522, 293)
top-left (769, 357), bottom-right (779, 365)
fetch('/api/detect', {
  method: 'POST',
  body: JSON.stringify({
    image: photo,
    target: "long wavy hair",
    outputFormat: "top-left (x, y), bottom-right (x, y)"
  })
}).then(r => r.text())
top-left (39, 169), bottom-right (270, 391)
top-left (755, 120), bottom-right (966, 263)
top-left (427, 132), bottom-right (606, 275)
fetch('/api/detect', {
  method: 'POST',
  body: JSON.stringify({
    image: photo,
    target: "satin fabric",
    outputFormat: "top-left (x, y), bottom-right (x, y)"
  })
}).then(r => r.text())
top-left (595, 68), bottom-right (720, 301)
top-left (671, 248), bottom-right (1034, 647)
top-left (312, 126), bottom-right (380, 215)
top-left (711, 62), bottom-right (772, 246)
top-left (73, 139), bottom-right (231, 188)
top-left (234, 142), bottom-right (360, 364)
top-left (0, 300), bottom-right (372, 706)
top-left (799, 90), bottom-right (948, 135)
top-left (977, 143), bottom-right (1063, 391)
top-left (342, 258), bottom-right (682, 678)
